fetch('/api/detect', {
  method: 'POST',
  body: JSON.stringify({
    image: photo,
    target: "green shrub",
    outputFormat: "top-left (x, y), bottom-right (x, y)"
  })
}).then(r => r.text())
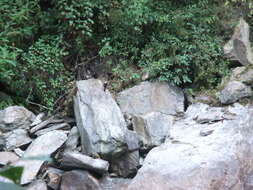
top-left (99, 0), bottom-right (230, 89)
top-left (0, 0), bottom-right (40, 48)
top-left (21, 35), bottom-right (73, 108)
top-left (0, 0), bottom-right (245, 111)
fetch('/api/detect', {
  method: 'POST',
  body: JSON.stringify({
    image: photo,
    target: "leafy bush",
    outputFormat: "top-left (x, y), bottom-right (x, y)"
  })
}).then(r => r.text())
top-left (0, 0), bottom-right (246, 111)
top-left (21, 35), bottom-right (73, 108)
top-left (52, 0), bottom-right (110, 52)
top-left (225, 0), bottom-right (253, 17)
top-left (99, 0), bottom-right (230, 88)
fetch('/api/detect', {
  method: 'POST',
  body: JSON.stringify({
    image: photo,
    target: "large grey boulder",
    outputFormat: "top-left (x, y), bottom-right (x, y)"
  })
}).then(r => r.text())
top-left (74, 79), bottom-right (127, 159)
top-left (16, 130), bottom-right (67, 185)
top-left (218, 81), bottom-right (252, 104)
top-left (224, 18), bottom-right (253, 65)
top-left (0, 106), bottom-right (35, 132)
top-left (132, 112), bottom-right (174, 149)
top-left (117, 81), bottom-right (184, 116)
top-left (127, 103), bottom-right (253, 190)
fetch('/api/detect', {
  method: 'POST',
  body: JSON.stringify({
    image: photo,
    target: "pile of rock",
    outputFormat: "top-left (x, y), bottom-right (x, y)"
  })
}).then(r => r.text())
top-left (218, 18), bottom-right (253, 104)
top-left (1, 77), bottom-right (253, 190)
top-left (1, 19), bottom-right (253, 188)
top-left (0, 79), bottom-right (184, 190)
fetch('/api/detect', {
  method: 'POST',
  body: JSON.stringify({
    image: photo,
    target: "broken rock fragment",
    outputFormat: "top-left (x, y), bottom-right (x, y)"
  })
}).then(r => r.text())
top-left (15, 130), bottom-right (67, 185)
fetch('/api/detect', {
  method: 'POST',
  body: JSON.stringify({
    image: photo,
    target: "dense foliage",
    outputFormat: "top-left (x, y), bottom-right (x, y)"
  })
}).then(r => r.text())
top-left (0, 0), bottom-right (251, 111)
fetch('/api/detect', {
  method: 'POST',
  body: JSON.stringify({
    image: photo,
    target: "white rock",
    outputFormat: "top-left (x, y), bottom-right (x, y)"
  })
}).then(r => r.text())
top-left (16, 130), bottom-right (67, 185)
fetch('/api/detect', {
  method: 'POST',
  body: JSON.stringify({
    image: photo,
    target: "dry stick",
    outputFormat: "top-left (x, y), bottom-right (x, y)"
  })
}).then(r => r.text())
top-left (74, 55), bottom-right (99, 70)
top-left (27, 100), bottom-right (53, 112)
top-left (26, 88), bottom-right (53, 111)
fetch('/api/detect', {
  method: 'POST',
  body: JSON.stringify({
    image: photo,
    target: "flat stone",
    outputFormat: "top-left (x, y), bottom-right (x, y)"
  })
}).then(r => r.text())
top-left (60, 151), bottom-right (109, 174)
top-left (117, 81), bottom-right (184, 116)
top-left (0, 106), bottom-right (35, 132)
top-left (34, 123), bottom-right (70, 136)
top-left (4, 129), bottom-right (32, 150)
top-left (0, 152), bottom-right (19, 165)
top-left (15, 130), bottom-right (67, 185)
top-left (30, 117), bottom-right (64, 134)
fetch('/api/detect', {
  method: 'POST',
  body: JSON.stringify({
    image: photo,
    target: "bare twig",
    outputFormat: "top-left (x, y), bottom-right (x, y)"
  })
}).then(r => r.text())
top-left (26, 87), bottom-right (53, 111)
top-left (27, 100), bottom-right (53, 111)
top-left (74, 55), bottom-right (99, 70)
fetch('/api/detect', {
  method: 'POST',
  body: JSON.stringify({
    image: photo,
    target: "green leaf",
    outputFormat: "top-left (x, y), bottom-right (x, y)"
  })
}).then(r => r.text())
top-left (0, 167), bottom-right (23, 184)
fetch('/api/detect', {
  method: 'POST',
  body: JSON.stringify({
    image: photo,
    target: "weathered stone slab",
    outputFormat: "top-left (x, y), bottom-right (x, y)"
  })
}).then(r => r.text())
top-left (74, 79), bottom-right (127, 159)
top-left (60, 151), bottom-right (109, 174)
top-left (34, 123), bottom-right (70, 136)
top-left (117, 81), bottom-right (184, 116)
top-left (15, 130), bottom-right (67, 185)
top-left (0, 106), bottom-right (35, 132)
top-left (30, 117), bottom-right (64, 134)
top-left (4, 129), bottom-right (32, 150)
